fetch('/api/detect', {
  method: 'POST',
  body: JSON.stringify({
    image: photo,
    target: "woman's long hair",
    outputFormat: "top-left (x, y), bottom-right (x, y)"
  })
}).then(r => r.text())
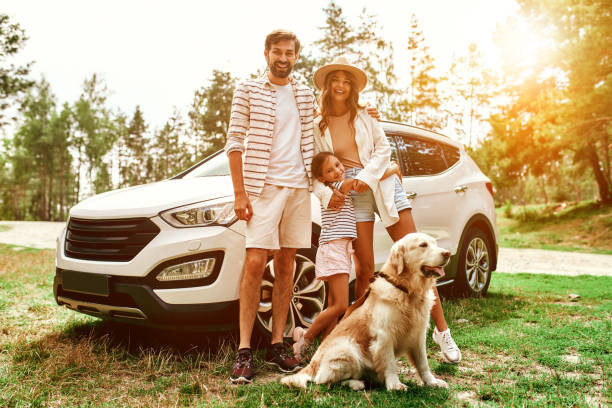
top-left (318, 69), bottom-right (364, 136)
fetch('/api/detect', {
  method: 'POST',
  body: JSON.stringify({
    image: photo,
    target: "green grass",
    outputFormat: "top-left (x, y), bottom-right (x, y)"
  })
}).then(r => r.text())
top-left (0, 244), bottom-right (610, 407)
top-left (496, 201), bottom-right (612, 254)
top-left (0, 224), bottom-right (11, 232)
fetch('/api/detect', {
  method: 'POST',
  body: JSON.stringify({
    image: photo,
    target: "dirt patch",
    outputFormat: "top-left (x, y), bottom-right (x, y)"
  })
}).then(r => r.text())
top-left (563, 354), bottom-right (580, 364)
top-left (456, 390), bottom-right (479, 405)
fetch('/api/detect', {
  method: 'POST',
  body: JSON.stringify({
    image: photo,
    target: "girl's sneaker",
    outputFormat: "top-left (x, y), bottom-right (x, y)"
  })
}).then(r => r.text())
top-left (292, 326), bottom-right (312, 361)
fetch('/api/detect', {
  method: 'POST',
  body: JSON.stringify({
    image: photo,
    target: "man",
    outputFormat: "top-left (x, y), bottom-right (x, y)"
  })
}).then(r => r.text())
top-left (225, 29), bottom-right (314, 384)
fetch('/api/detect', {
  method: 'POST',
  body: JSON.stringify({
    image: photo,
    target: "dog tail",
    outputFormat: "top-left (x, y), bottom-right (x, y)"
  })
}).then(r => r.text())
top-left (281, 363), bottom-right (316, 389)
top-left (341, 287), bottom-right (370, 321)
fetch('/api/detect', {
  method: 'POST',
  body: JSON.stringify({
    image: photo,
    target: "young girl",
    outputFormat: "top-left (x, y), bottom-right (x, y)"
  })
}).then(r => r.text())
top-left (292, 151), bottom-right (401, 360)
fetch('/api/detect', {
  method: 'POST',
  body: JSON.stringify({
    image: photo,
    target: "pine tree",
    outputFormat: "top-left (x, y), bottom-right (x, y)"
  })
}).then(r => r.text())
top-left (0, 14), bottom-right (34, 128)
top-left (314, 1), bottom-right (397, 111)
top-left (117, 106), bottom-right (149, 187)
top-left (72, 74), bottom-right (116, 198)
top-left (390, 15), bottom-right (443, 130)
top-left (447, 43), bottom-right (494, 147)
top-left (187, 70), bottom-right (236, 160)
top-left (150, 110), bottom-right (189, 180)
top-left (10, 80), bottom-right (56, 220)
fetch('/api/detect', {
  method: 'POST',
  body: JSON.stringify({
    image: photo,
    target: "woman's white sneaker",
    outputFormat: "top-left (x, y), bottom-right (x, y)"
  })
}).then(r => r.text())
top-left (432, 327), bottom-right (462, 363)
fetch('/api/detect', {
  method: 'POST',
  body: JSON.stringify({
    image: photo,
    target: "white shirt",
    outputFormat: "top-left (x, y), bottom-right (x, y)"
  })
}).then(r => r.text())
top-left (265, 83), bottom-right (309, 188)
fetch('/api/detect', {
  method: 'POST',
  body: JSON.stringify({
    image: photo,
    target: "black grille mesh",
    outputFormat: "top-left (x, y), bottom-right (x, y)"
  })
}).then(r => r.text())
top-left (65, 218), bottom-right (160, 262)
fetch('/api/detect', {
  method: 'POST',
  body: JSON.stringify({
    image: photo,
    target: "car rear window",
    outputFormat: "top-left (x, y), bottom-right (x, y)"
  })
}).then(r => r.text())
top-left (441, 143), bottom-right (460, 168)
top-left (396, 135), bottom-right (447, 176)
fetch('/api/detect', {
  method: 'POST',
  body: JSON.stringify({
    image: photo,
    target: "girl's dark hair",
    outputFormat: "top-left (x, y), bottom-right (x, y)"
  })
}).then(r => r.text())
top-left (311, 151), bottom-right (335, 180)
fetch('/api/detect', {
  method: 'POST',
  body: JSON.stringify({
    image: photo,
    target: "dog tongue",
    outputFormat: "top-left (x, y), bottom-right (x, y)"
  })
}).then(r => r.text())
top-left (424, 266), bottom-right (445, 277)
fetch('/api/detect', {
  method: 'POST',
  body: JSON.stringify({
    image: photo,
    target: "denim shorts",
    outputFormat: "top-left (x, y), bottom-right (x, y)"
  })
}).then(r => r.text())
top-left (345, 167), bottom-right (412, 223)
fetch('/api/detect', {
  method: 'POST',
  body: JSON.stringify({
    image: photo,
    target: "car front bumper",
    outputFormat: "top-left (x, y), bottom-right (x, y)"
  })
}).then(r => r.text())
top-left (54, 216), bottom-right (247, 330)
top-left (53, 268), bottom-right (239, 330)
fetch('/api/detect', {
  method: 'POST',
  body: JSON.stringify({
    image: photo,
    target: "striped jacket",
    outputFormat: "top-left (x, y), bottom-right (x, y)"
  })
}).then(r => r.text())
top-left (224, 75), bottom-right (315, 197)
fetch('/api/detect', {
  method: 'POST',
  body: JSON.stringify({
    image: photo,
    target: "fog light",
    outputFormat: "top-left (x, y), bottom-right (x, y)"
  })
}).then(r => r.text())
top-left (156, 258), bottom-right (216, 281)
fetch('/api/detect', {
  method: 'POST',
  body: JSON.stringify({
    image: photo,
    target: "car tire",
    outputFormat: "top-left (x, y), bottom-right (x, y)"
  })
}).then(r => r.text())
top-left (255, 245), bottom-right (326, 339)
top-left (453, 228), bottom-right (492, 297)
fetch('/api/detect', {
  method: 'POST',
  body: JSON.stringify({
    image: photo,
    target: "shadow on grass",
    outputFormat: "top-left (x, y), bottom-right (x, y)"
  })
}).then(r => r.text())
top-left (60, 318), bottom-right (244, 356)
top-left (7, 318), bottom-right (453, 407)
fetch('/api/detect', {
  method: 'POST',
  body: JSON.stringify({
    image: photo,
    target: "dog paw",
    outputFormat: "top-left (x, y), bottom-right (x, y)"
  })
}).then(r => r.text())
top-left (341, 379), bottom-right (365, 390)
top-left (426, 378), bottom-right (448, 389)
top-left (281, 375), bottom-right (308, 389)
top-left (386, 380), bottom-right (408, 391)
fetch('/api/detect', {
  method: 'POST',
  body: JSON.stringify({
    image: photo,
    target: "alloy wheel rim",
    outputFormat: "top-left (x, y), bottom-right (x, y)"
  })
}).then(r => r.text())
top-left (465, 237), bottom-right (490, 292)
top-left (257, 254), bottom-right (325, 337)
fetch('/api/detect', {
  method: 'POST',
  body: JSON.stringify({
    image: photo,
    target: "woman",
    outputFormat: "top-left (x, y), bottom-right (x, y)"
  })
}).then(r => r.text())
top-left (311, 56), bottom-right (462, 364)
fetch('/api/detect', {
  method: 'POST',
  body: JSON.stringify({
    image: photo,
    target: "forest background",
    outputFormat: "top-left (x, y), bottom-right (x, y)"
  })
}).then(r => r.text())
top-left (0, 0), bottom-right (610, 221)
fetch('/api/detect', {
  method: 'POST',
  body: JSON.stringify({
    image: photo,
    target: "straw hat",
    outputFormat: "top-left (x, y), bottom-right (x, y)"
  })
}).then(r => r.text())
top-left (313, 56), bottom-right (367, 92)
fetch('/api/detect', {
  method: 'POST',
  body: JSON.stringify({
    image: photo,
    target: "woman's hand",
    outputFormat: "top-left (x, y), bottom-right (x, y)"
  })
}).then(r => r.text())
top-left (353, 179), bottom-right (369, 193)
top-left (327, 189), bottom-right (346, 210)
top-left (389, 161), bottom-right (402, 182)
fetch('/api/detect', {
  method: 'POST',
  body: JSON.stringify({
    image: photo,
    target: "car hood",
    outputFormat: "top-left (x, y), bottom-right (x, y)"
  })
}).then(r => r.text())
top-left (69, 176), bottom-right (233, 219)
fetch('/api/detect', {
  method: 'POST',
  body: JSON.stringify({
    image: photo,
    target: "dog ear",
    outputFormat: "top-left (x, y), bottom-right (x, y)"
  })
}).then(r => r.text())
top-left (389, 243), bottom-right (405, 276)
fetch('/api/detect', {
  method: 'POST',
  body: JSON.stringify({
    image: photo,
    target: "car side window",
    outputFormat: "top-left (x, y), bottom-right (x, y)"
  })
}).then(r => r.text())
top-left (386, 135), bottom-right (400, 163)
top-left (386, 133), bottom-right (411, 176)
top-left (397, 134), bottom-right (447, 176)
top-left (440, 143), bottom-right (460, 168)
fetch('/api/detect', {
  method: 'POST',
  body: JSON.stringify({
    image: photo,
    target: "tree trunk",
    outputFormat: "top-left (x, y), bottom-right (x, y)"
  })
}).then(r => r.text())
top-left (40, 169), bottom-right (48, 221)
top-left (603, 133), bottom-right (610, 183)
top-left (586, 143), bottom-right (612, 204)
top-left (48, 172), bottom-right (54, 221)
top-left (59, 162), bottom-right (64, 221)
top-left (539, 176), bottom-right (548, 204)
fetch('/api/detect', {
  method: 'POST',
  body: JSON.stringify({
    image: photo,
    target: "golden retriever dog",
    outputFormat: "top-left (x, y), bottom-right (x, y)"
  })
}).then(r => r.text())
top-left (281, 232), bottom-right (449, 391)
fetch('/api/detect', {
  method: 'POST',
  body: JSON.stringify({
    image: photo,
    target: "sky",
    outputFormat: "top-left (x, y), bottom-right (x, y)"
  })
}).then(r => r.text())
top-left (4, 0), bottom-right (521, 131)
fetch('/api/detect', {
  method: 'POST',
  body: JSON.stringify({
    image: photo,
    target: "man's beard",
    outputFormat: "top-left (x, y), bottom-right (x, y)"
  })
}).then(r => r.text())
top-left (269, 61), bottom-right (293, 78)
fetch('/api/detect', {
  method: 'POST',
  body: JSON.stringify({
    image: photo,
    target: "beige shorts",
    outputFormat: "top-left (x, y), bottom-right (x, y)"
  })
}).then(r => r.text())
top-left (246, 184), bottom-right (312, 250)
top-left (315, 238), bottom-right (353, 281)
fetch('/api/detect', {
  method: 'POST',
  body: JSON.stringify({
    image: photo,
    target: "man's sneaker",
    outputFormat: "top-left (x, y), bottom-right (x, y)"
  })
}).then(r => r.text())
top-left (432, 327), bottom-right (462, 364)
top-left (292, 326), bottom-right (312, 362)
top-left (230, 348), bottom-right (254, 383)
top-left (266, 342), bottom-right (302, 373)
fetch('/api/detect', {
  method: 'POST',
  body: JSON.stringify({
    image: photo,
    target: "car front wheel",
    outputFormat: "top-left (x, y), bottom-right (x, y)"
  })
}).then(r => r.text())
top-left (255, 246), bottom-right (326, 339)
top-left (453, 228), bottom-right (492, 297)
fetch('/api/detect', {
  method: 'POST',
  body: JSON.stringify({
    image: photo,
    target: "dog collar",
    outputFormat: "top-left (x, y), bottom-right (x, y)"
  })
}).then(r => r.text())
top-left (343, 272), bottom-right (412, 321)
top-left (373, 272), bottom-right (410, 295)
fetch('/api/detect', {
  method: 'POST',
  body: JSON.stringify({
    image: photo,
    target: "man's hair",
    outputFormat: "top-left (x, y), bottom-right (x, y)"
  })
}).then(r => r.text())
top-left (311, 151), bottom-right (335, 180)
top-left (265, 29), bottom-right (300, 55)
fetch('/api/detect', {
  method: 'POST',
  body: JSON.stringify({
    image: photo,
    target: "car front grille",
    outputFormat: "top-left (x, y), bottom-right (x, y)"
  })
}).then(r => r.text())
top-left (65, 217), bottom-right (160, 262)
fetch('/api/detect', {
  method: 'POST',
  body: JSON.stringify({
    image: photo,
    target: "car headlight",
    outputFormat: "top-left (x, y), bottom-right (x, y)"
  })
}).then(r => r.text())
top-left (160, 198), bottom-right (237, 228)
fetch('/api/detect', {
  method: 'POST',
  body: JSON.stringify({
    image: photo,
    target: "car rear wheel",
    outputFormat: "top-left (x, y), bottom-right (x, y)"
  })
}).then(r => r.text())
top-left (453, 228), bottom-right (492, 297)
top-left (255, 246), bottom-right (325, 339)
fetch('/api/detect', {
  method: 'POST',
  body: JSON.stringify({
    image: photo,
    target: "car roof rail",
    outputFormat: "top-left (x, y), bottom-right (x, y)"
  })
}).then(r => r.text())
top-left (381, 120), bottom-right (451, 140)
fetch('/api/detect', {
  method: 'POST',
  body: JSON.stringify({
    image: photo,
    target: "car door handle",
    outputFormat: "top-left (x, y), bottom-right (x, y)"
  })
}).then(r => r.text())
top-left (405, 191), bottom-right (417, 199)
top-left (454, 185), bottom-right (468, 193)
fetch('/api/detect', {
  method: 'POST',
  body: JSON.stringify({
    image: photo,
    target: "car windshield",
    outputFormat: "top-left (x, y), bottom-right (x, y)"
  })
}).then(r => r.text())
top-left (181, 151), bottom-right (230, 178)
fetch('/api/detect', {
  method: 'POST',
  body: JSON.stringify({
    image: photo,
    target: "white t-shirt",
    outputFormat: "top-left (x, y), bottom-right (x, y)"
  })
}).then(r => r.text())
top-left (265, 83), bottom-right (309, 188)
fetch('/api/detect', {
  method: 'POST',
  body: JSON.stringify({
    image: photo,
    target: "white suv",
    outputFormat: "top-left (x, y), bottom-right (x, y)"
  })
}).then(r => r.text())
top-left (54, 121), bottom-right (498, 337)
